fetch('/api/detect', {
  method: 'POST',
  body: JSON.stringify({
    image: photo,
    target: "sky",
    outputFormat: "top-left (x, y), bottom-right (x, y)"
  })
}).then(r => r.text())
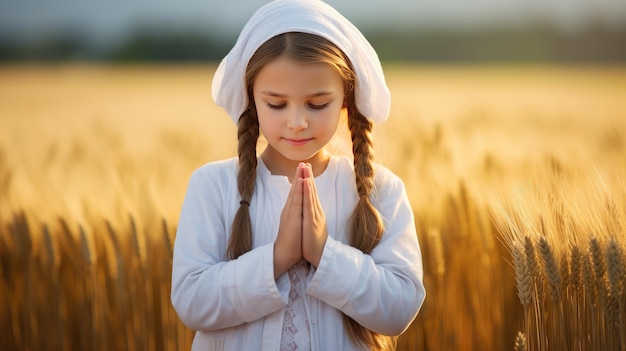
top-left (1, 0), bottom-right (625, 44)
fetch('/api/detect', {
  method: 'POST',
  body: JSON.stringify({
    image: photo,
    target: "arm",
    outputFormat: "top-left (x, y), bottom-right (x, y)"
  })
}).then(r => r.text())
top-left (170, 167), bottom-right (287, 332)
top-left (305, 169), bottom-right (425, 336)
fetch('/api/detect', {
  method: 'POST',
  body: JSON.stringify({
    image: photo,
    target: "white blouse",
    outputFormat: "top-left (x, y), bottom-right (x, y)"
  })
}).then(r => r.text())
top-left (171, 155), bottom-right (425, 351)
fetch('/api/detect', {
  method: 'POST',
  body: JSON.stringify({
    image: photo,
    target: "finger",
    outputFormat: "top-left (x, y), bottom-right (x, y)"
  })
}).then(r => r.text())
top-left (294, 177), bottom-right (304, 213)
top-left (291, 164), bottom-right (304, 196)
top-left (301, 176), bottom-right (326, 267)
top-left (302, 177), bottom-right (309, 203)
top-left (304, 164), bottom-right (320, 210)
top-left (302, 178), bottom-right (314, 216)
top-left (286, 164), bottom-right (304, 208)
top-left (294, 163), bottom-right (305, 183)
top-left (301, 178), bottom-right (313, 246)
top-left (302, 162), bottom-right (313, 179)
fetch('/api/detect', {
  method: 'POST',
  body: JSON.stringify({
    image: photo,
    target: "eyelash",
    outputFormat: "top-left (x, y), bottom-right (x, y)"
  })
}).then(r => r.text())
top-left (309, 103), bottom-right (329, 110)
top-left (267, 103), bottom-right (286, 110)
top-left (266, 103), bottom-right (329, 110)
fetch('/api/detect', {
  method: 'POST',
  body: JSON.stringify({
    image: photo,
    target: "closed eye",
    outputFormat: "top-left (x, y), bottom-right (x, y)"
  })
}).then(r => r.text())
top-left (267, 102), bottom-right (287, 110)
top-left (308, 102), bottom-right (329, 110)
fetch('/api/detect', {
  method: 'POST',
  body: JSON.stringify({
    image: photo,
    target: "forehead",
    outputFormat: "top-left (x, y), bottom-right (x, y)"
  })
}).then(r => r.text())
top-left (253, 55), bottom-right (344, 96)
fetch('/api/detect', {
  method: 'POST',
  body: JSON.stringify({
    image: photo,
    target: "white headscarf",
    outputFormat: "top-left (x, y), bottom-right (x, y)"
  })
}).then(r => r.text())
top-left (211, 0), bottom-right (390, 125)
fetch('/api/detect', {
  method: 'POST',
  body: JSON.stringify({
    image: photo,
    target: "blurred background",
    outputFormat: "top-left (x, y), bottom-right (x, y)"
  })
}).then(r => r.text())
top-left (2, 2), bottom-right (626, 351)
top-left (1, 0), bottom-right (626, 63)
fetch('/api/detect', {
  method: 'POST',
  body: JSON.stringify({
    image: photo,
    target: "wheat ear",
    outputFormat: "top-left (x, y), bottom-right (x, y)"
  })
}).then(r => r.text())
top-left (524, 236), bottom-right (544, 301)
top-left (513, 241), bottom-right (533, 306)
top-left (514, 331), bottom-right (527, 351)
top-left (606, 238), bottom-right (624, 299)
top-left (538, 236), bottom-right (562, 301)
top-left (605, 238), bottom-right (625, 343)
top-left (570, 245), bottom-right (583, 293)
top-left (582, 252), bottom-right (597, 306)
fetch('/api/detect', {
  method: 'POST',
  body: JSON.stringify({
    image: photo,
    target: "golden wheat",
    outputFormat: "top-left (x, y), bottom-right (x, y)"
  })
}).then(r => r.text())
top-left (514, 331), bottom-right (527, 351)
top-left (1, 64), bottom-right (625, 351)
top-left (512, 241), bottom-right (533, 307)
top-left (495, 166), bottom-right (626, 351)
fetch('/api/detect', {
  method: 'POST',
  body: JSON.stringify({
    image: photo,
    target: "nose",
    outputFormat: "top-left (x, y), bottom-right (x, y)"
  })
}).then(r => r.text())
top-left (287, 108), bottom-right (308, 130)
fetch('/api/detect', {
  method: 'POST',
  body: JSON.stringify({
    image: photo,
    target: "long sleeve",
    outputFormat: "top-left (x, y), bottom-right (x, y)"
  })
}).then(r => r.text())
top-left (305, 166), bottom-right (425, 336)
top-left (170, 163), bottom-right (288, 332)
top-left (171, 157), bottom-right (425, 350)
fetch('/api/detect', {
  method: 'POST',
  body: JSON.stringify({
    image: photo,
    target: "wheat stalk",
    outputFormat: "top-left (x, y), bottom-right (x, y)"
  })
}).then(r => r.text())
top-left (79, 224), bottom-right (94, 267)
top-left (590, 238), bottom-right (608, 296)
top-left (524, 236), bottom-right (544, 302)
top-left (570, 245), bottom-right (583, 294)
top-left (559, 251), bottom-right (570, 295)
top-left (514, 331), bottom-right (527, 351)
top-left (513, 241), bottom-right (533, 306)
top-left (605, 238), bottom-right (625, 348)
top-left (606, 238), bottom-right (625, 300)
top-left (428, 228), bottom-right (446, 279)
top-left (538, 235), bottom-right (565, 349)
top-left (569, 245), bottom-right (587, 349)
top-left (128, 214), bottom-right (146, 268)
top-left (161, 217), bottom-right (173, 258)
top-left (582, 251), bottom-right (597, 306)
top-left (538, 236), bottom-right (562, 301)
top-left (589, 236), bottom-right (613, 347)
top-left (523, 235), bottom-right (547, 351)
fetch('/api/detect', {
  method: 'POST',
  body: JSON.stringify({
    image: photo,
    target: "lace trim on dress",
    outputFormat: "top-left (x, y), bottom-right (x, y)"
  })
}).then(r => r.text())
top-left (280, 260), bottom-right (311, 350)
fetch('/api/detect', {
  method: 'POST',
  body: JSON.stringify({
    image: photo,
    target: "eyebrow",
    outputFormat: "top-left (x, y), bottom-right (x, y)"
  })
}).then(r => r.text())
top-left (260, 91), bottom-right (333, 98)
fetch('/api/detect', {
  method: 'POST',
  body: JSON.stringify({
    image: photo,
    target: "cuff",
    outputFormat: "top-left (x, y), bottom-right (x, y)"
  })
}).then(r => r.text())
top-left (228, 242), bottom-right (287, 322)
top-left (305, 236), bottom-right (363, 309)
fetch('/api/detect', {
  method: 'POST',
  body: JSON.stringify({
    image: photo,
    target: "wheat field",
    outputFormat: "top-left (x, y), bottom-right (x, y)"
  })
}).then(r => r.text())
top-left (1, 63), bottom-right (625, 350)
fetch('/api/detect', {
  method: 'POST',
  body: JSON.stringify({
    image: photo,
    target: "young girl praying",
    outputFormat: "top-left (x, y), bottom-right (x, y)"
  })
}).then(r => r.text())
top-left (171, 1), bottom-right (425, 350)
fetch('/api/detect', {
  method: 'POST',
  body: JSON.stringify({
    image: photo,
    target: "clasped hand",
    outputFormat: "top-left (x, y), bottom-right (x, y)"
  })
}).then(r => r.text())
top-left (273, 163), bottom-right (328, 278)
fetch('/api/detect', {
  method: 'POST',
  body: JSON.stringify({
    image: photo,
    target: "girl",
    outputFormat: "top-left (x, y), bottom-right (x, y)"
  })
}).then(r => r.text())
top-left (171, 1), bottom-right (425, 350)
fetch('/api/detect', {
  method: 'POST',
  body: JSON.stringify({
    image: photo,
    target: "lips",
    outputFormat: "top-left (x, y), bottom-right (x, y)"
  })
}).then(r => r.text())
top-left (283, 138), bottom-right (313, 146)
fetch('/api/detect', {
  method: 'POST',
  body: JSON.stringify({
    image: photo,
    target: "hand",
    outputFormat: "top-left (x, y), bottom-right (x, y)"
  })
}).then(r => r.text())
top-left (301, 163), bottom-right (328, 268)
top-left (273, 164), bottom-right (304, 278)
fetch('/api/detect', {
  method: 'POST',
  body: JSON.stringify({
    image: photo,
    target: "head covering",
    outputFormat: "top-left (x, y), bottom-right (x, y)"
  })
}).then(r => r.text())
top-left (211, 0), bottom-right (390, 125)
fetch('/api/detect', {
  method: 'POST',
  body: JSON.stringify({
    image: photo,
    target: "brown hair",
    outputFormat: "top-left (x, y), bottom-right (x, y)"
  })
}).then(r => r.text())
top-left (228, 32), bottom-right (396, 350)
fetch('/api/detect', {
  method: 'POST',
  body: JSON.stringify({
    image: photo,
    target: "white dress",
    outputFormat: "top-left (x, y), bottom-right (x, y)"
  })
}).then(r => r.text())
top-left (171, 155), bottom-right (426, 351)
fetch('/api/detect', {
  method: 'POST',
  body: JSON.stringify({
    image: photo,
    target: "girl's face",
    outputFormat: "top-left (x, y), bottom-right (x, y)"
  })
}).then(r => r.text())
top-left (253, 55), bottom-right (345, 177)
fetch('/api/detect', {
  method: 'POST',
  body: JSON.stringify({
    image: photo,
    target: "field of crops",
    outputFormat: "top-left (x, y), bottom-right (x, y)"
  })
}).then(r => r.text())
top-left (1, 64), bottom-right (625, 350)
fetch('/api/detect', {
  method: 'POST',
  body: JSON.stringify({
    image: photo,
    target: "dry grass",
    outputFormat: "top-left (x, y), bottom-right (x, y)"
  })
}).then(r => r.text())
top-left (1, 63), bottom-right (625, 350)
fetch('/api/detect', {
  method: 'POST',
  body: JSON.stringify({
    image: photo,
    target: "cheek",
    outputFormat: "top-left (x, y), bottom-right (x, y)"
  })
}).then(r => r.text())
top-left (315, 108), bottom-right (342, 133)
top-left (326, 105), bottom-right (344, 125)
top-left (257, 109), bottom-right (279, 134)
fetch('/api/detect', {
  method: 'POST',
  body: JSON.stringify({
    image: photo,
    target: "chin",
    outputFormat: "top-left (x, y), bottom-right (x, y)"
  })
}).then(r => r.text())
top-left (281, 150), bottom-right (320, 163)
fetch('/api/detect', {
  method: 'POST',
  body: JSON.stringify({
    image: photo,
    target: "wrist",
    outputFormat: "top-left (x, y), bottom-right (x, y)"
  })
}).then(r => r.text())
top-left (305, 237), bottom-right (327, 268)
top-left (273, 243), bottom-right (299, 278)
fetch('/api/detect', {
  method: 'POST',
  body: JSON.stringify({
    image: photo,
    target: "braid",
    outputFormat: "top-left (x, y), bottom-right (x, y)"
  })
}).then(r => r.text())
top-left (227, 105), bottom-right (259, 260)
top-left (348, 107), bottom-right (384, 253)
top-left (344, 106), bottom-right (397, 351)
